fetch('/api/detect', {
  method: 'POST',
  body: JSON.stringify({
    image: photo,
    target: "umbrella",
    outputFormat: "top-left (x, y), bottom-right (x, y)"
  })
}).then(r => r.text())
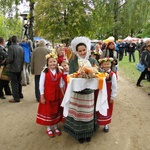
top-left (91, 39), bottom-right (100, 43)
top-left (124, 36), bottom-right (132, 41)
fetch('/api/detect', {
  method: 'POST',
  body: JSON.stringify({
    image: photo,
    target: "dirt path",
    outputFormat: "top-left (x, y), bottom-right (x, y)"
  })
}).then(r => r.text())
top-left (0, 72), bottom-right (150, 150)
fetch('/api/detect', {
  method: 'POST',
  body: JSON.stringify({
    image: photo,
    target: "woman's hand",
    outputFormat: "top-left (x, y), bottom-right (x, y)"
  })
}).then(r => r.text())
top-left (1, 58), bottom-right (6, 64)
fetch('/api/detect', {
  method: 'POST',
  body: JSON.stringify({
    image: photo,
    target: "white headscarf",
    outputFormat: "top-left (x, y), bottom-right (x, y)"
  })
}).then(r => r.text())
top-left (71, 36), bottom-right (91, 59)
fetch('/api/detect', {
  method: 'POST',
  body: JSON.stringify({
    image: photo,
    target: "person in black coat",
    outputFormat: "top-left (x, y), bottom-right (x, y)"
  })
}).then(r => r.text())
top-left (118, 40), bottom-right (126, 61)
top-left (0, 37), bottom-right (12, 99)
top-left (126, 40), bottom-right (136, 62)
top-left (7, 36), bottom-right (24, 103)
top-left (136, 40), bottom-right (150, 86)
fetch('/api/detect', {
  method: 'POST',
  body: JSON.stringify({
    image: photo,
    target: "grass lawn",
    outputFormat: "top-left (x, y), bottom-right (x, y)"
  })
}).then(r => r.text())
top-left (118, 50), bottom-right (150, 93)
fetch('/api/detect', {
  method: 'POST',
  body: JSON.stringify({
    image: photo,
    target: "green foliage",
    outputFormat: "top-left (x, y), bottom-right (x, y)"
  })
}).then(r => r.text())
top-left (91, 0), bottom-right (150, 40)
top-left (120, 0), bottom-right (150, 37)
top-left (0, 0), bottom-right (22, 15)
top-left (0, 15), bottom-right (22, 40)
top-left (1, 0), bottom-right (150, 43)
top-left (136, 23), bottom-right (150, 38)
top-left (0, 16), bottom-right (6, 36)
top-left (34, 0), bottom-right (93, 43)
top-left (119, 50), bottom-right (149, 93)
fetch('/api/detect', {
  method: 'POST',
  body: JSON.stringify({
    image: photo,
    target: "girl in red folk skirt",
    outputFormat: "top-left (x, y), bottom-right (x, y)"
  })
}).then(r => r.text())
top-left (60, 61), bottom-right (69, 91)
top-left (36, 53), bottom-right (64, 137)
top-left (97, 57), bottom-right (117, 132)
top-left (56, 45), bottom-right (68, 66)
top-left (60, 61), bottom-right (69, 123)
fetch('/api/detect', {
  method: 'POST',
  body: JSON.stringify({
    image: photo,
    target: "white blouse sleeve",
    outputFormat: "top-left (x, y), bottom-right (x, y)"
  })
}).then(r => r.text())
top-left (39, 71), bottom-right (45, 95)
top-left (59, 77), bottom-right (65, 88)
top-left (111, 73), bottom-right (117, 100)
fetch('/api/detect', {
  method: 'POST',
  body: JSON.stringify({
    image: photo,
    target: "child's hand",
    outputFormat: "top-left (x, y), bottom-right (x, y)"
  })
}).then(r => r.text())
top-left (41, 98), bottom-right (46, 104)
top-left (106, 73), bottom-right (109, 79)
top-left (40, 95), bottom-right (46, 104)
top-left (110, 99), bottom-right (114, 103)
top-left (112, 60), bottom-right (117, 65)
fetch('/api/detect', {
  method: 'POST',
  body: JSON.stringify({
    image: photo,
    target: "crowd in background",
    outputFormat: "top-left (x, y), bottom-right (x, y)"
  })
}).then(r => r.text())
top-left (0, 35), bottom-right (149, 144)
top-left (0, 35), bottom-right (150, 101)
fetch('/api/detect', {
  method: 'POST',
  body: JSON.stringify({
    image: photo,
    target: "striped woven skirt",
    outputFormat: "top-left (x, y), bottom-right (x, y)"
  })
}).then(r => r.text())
top-left (64, 92), bottom-right (98, 140)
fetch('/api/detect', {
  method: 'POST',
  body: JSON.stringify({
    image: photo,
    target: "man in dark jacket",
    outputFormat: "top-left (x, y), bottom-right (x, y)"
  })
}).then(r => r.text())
top-left (118, 40), bottom-right (126, 61)
top-left (126, 40), bottom-right (136, 62)
top-left (144, 40), bottom-right (150, 95)
top-left (141, 40), bottom-right (150, 81)
top-left (0, 37), bottom-right (12, 99)
top-left (7, 35), bottom-right (24, 103)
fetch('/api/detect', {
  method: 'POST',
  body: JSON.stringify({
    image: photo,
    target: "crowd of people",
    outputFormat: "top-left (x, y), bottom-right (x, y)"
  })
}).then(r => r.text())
top-left (0, 35), bottom-right (149, 144)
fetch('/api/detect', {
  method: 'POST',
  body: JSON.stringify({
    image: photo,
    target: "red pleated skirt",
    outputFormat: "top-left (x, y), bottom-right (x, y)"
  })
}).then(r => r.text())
top-left (97, 101), bottom-right (114, 125)
top-left (36, 100), bottom-right (62, 126)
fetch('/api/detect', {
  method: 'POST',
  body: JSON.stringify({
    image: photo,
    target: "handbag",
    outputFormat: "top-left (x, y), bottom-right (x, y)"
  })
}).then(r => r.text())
top-left (0, 66), bottom-right (10, 81)
top-left (136, 62), bottom-right (145, 72)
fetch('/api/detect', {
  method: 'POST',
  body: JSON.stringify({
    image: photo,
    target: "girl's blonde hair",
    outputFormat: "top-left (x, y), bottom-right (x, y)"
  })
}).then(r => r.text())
top-left (56, 45), bottom-right (64, 55)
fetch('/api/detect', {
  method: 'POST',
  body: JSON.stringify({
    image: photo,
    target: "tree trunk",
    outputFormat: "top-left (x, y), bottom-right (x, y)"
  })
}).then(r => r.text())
top-left (29, 1), bottom-right (35, 42)
top-left (113, 13), bottom-right (118, 40)
top-left (130, 29), bottom-right (134, 37)
top-left (113, 1), bottom-right (119, 41)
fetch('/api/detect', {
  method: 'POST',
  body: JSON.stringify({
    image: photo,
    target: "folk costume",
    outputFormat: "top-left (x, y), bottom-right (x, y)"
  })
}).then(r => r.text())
top-left (56, 45), bottom-right (68, 65)
top-left (36, 69), bottom-right (63, 126)
top-left (60, 70), bottom-right (69, 123)
top-left (36, 54), bottom-right (64, 127)
top-left (62, 37), bottom-right (99, 143)
top-left (62, 71), bottom-right (68, 92)
top-left (97, 57), bottom-right (117, 132)
top-left (97, 70), bottom-right (117, 125)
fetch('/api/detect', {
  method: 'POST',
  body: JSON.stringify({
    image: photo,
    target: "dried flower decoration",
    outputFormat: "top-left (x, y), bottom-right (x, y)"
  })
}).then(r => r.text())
top-left (98, 57), bottom-right (114, 63)
top-left (69, 66), bottom-right (98, 79)
top-left (94, 52), bottom-right (100, 55)
top-left (45, 53), bottom-right (58, 60)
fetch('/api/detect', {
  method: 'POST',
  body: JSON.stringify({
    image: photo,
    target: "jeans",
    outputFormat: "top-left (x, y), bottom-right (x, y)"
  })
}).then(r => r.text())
top-left (34, 75), bottom-right (40, 102)
top-left (21, 63), bottom-right (30, 85)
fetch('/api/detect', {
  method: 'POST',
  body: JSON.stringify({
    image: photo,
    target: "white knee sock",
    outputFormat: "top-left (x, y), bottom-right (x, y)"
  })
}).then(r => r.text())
top-left (47, 126), bottom-right (51, 131)
top-left (54, 124), bottom-right (58, 129)
top-left (104, 125), bottom-right (109, 129)
top-left (54, 124), bottom-right (60, 133)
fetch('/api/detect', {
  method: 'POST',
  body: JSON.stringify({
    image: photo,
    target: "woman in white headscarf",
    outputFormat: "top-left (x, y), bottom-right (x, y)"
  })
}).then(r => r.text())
top-left (63, 37), bottom-right (99, 144)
